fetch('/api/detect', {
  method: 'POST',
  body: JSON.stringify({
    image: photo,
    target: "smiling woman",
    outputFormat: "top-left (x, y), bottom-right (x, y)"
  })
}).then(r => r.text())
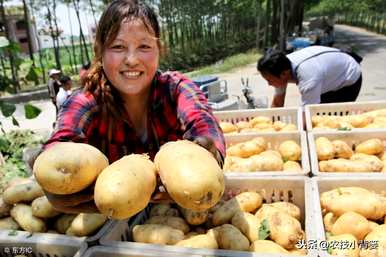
top-left (35, 0), bottom-right (226, 214)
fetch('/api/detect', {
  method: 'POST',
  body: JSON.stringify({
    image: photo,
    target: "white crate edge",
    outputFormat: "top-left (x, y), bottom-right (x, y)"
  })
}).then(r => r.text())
top-left (214, 107), bottom-right (304, 131)
top-left (304, 100), bottom-right (386, 131)
top-left (99, 177), bottom-right (316, 257)
top-left (310, 176), bottom-right (386, 257)
top-left (224, 131), bottom-right (310, 176)
top-left (0, 230), bottom-right (87, 257)
top-left (308, 130), bottom-right (386, 177)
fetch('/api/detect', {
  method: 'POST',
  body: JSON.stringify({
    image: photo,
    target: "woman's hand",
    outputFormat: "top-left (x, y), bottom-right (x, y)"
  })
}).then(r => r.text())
top-left (193, 136), bottom-right (224, 167)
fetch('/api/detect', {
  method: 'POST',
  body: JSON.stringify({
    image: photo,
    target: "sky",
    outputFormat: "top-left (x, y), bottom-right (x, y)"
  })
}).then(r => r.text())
top-left (6, 0), bottom-right (99, 36)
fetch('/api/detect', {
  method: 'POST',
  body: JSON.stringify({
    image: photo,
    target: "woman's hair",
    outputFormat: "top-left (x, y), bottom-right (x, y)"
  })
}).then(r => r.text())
top-left (59, 75), bottom-right (71, 85)
top-left (257, 49), bottom-right (291, 77)
top-left (83, 0), bottom-right (160, 145)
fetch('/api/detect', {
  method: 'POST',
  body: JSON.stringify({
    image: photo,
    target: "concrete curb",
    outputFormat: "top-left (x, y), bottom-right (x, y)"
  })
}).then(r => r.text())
top-left (0, 89), bottom-right (49, 104)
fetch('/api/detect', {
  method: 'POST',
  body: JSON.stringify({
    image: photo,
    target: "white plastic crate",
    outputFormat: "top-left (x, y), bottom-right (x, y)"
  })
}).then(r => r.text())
top-left (311, 176), bottom-right (386, 257)
top-left (0, 219), bottom-right (114, 257)
top-left (214, 107), bottom-right (303, 132)
top-left (224, 132), bottom-right (310, 176)
top-left (82, 245), bottom-right (202, 257)
top-left (308, 130), bottom-right (386, 176)
top-left (99, 177), bottom-right (316, 257)
top-left (305, 100), bottom-right (386, 131)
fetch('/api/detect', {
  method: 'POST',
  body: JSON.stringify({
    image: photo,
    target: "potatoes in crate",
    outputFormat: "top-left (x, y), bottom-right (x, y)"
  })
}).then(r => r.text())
top-left (134, 191), bottom-right (307, 255)
top-left (224, 137), bottom-right (302, 172)
top-left (316, 137), bottom-right (385, 173)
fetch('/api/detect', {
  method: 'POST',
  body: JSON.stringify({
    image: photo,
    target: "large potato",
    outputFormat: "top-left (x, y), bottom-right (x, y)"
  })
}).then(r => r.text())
top-left (10, 204), bottom-right (46, 232)
top-left (319, 158), bottom-right (377, 172)
top-left (231, 211), bottom-right (259, 242)
top-left (249, 152), bottom-right (283, 171)
top-left (175, 229), bottom-right (218, 249)
top-left (250, 240), bottom-right (288, 254)
top-left (327, 234), bottom-right (359, 257)
top-left (31, 196), bottom-right (61, 218)
top-left (235, 121), bottom-right (251, 130)
top-left (145, 216), bottom-right (189, 233)
top-left (132, 224), bottom-right (184, 245)
top-left (316, 137), bottom-right (335, 161)
top-left (323, 212), bottom-right (337, 232)
top-left (331, 211), bottom-right (371, 240)
top-left (94, 154), bottom-right (157, 219)
top-left (149, 204), bottom-right (179, 217)
top-left (66, 213), bottom-right (106, 236)
top-left (215, 224), bottom-right (250, 251)
top-left (278, 140), bottom-right (301, 161)
top-left (255, 205), bottom-right (304, 249)
top-left (0, 197), bottom-right (11, 217)
top-left (227, 137), bottom-right (266, 158)
top-left (343, 114), bottom-right (373, 128)
top-left (155, 140), bottom-right (224, 211)
top-left (283, 161), bottom-right (302, 172)
top-left (33, 142), bottom-right (109, 194)
top-left (179, 208), bottom-right (208, 226)
top-left (3, 181), bottom-right (44, 204)
top-left (219, 122), bottom-right (238, 133)
top-left (249, 116), bottom-right (272, 127)
top-left (332, 140), bottom-right (353, 159)
top-left (355, 138), bottom-right (384, 155)
top-left (350, 153), bottom-right (383, 171)
top-left (320, 187), bottom-right (386, 220)
top-left (213, 191), bottom-right (263, 225)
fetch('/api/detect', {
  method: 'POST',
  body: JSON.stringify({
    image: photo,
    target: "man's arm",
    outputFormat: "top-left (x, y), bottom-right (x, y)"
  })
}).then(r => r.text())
top-left (271, 93), bottom-right (285, 108)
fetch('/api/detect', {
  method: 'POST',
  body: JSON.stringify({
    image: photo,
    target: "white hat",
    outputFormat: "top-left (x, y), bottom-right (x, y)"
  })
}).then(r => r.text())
top-left (48, 69), bottom-right (61, 76)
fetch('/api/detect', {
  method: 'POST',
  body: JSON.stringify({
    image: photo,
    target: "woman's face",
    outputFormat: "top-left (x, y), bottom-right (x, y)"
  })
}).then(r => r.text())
top-left (102, 19), bottom-right (159, 97)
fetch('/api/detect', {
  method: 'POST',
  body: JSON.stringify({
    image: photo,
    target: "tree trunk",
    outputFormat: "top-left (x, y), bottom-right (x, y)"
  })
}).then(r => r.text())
top-left (22, 0), bottom-right (35, 66)
top-left (279, 0), bottom-right (286, 51)
top-left (45, 0), bottom-right (61, 70)
top-left (72, 0), bottom-right (90, 64)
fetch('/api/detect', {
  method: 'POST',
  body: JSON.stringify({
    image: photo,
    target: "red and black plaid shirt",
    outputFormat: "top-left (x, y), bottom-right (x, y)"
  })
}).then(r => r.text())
top-left (45, 71), bottom-right (225, 163)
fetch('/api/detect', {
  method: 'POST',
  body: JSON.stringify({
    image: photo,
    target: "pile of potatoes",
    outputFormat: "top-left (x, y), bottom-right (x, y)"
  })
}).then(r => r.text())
top-left (315, 137), bottom-right (386, 172)
top-left (133, 191), bottom-right (307, 255)
top-left (220, 116), bottom-right (297, 134)
top-left (321, 186), bottom-right (386, 257)
top-left (312, 108), bottom-right (386, 130)
top-left (0, 177), bottom-right (106, 236)
top-left (223, 136), bottom-right (303, 172)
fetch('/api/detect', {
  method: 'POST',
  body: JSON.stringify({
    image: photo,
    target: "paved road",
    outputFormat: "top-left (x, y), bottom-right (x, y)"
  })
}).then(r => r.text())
top-left (2, 24), bottom-right (386, 134)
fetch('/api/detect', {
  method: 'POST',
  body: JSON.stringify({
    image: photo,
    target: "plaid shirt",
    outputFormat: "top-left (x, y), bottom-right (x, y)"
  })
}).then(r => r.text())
top-left (45, 71), bottom-right (225, 163)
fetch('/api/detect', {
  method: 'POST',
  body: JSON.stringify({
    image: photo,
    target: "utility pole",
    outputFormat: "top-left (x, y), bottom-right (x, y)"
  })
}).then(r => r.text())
top-left (279, 0), bottom-right (287, 51)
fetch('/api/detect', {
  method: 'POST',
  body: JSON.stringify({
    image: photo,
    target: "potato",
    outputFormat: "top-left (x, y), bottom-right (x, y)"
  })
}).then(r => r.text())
top-left (316, 137), bottom-right (335, 161)
top-left (332, 211), bottom-right (371, 240)
top-left (281, 123), bottom-right (297, 131)
top-left (327, 234), bottom-right (359, 257)
top-left (155, 140), bottom-right (224, 211)
top-left (278, 140), bottom-right (301, 161)
top-left (95, 154), bottom-right (157, 219)
top-left (231, 211), bottom-right (259, 242)
top-left (235, 121), bottom-right (250, 130)
top-left (343, 114), bottom-right (373, 128)
top-left (55, 214), bottom-right (77, 234)
top-left (253, 123), bottom-right (273, 130)
top-left (145, 216), bottom-right (189, 233)
top-left (0, 197), bottom-right (11, 217)
top-left (3, 181), bottom-right (44, 204)
top-left (0, 217), bottom-right (20, 230)
top-left (350, 153), bottom-right (383, 171)
top-left (368, 221), bottom-right (379, 232)
top-left (312, 115), bottom-right (324, 126)
top-left (7, 177), bottom-right (32, 188)
top-left (333, 140), bottom-right (354, 159)
top-left (179, 208), bottom-right (208, 226)
top-left (213, 191), bottom-right (263, 225)
top-left (319, 158), bottom-right (380, 172)
top-left (149, 204), bottom-right (179, 217)
top-left (214, 224), bottom-right (250, 251)
top-left (10, 204), bottom-right (46, 232)
top-left (31, 196), bottom-right (61, 218)
top-left (66, 213), bottom-right (106, 236)
top-left (175, 229), bottom-right (218, 249)
top-left (227, 137), bottom-right (267, 158)
top-left (320, 187), bottom-right (386, 220)
top-left (33, 142), bottom-right (109, 194)
top-left (364, 108), bottom-right (386, 118)
top-left (323, 212), bottom-right (337, 232)
top-left (283, 161), bottom-right (302, 172)
top-left (355, 138), bottom-right (384, 155)
top-left (267, 202), bottom-right (301, 221)
top-left (255, 205), bottom-right (304, 249)
top-left (132, 224), bottom-right (184, 245)
top-left (249, 116), bottom-right (272, 127)
top-left (219, 122), bottom-right (238, 133)
top-left (250, 240), bottom-right (288, 254)
top-left (360, 224), bottom-right (386, 257)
